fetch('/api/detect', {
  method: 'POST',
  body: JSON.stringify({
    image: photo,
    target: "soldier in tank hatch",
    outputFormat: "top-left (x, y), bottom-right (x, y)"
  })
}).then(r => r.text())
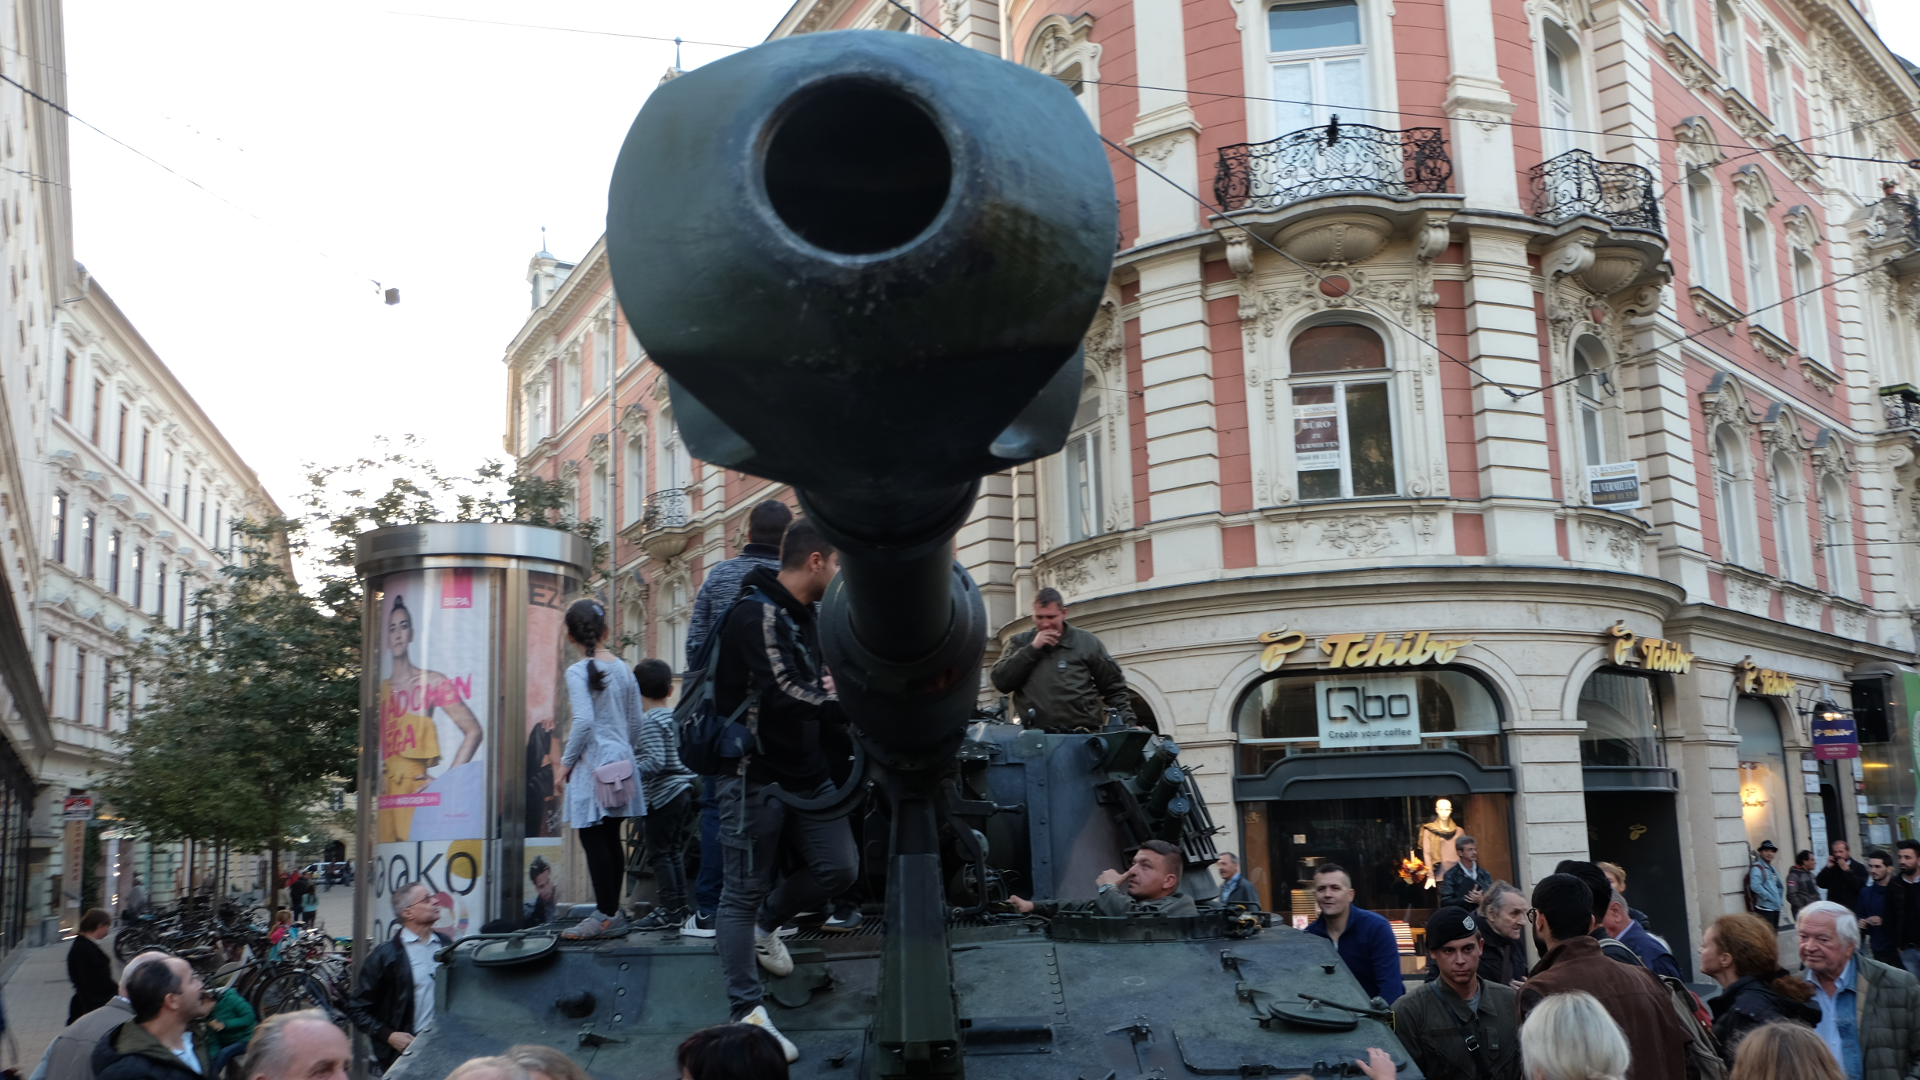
top-left (1006, 839), bottom-right (1198, 917)
top-left (990, 587), bottom-right (1134, 732)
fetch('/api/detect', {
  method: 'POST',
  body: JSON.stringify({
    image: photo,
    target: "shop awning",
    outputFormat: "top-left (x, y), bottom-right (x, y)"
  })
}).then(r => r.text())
top-left (1233, 749), bottom-right (1515, 801)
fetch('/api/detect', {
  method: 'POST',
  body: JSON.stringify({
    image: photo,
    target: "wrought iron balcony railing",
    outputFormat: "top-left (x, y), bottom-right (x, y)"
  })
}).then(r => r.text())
top-left (1866, 192), bottom-right (1920, 248)
top-left (1528, 149), bottom-right (1661, 232)
top-left (1883, 385), bottom-right (1920, 430)
top-left (1213, 121), bottom-right (1452, 212)
top-left (640, 488), bottom-right (689, 532)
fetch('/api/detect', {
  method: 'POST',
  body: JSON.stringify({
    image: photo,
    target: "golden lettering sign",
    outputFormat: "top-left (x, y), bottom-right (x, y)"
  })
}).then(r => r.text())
top-left (1606, 621), bottom-right (1693, 675)
top-left (1736, 657), bottom-right (1796, 697)
top-left (1255, 627), bottom-right (1473, 671)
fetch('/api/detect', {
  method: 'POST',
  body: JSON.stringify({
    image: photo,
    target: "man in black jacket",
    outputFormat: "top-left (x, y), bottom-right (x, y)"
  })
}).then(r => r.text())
top-left (92, 956), bottom-right (212, 1080)
top-left (1817, 838), bottom-right (1871, 912)
top-left (710, 517), bottom-right (853, 1065)
top-left (343, 883), bottom-right (453, 1071)
top-left (68, 909), bottom-right (117, 1024)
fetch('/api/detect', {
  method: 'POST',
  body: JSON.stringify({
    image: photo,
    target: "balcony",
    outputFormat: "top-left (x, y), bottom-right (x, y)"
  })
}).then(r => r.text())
top-left (1529, 150), bottom-right (1661, 233)
top-left (1883, 385), bottom-right (1920, 431)
top-left (1213, 123), bottom-right (1452, 212)
top-left (637, 488), bottom-right (694, 562)
top-left (1866, 191), bottom-right (1920, 278)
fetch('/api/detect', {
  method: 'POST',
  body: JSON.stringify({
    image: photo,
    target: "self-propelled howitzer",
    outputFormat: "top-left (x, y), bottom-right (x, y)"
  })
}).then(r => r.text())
top-left (376, 29), bottom-right (1418, 1080)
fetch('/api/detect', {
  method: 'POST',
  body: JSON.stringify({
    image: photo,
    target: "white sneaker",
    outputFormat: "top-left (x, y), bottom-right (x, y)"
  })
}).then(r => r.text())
top-left (775, 923), bottom-right (800, 939)
top-left (740, 1004), bottom-right (799, 1063)
top-left (681, 911), bottom-right (716, 938)
top-left (754, 928), bottom-right (794, 976)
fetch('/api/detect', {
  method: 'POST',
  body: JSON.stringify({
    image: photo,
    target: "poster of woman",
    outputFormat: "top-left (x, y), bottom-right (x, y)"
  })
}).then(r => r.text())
top-left (376, 569), bottom-right (492, 843)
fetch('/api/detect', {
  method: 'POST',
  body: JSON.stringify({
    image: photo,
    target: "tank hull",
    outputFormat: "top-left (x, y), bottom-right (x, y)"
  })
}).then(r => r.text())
top-left (387, 922), bottom-right (1415, 1080)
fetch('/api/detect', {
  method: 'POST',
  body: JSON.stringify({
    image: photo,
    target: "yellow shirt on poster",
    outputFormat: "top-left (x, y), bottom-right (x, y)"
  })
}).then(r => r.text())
top-left (379, 678), bottom-right (442, 843)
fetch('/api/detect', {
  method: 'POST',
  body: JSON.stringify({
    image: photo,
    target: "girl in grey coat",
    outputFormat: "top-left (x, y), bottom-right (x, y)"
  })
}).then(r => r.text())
top-left (557, 599), bottom-right (645, 939)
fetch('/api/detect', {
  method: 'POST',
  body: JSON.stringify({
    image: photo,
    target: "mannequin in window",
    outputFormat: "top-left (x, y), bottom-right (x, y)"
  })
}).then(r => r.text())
top-left (1420, 799), bottom-right (1462, 888)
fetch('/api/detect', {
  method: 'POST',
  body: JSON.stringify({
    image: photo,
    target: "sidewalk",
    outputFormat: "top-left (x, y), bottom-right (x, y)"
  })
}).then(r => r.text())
top-left (1, 935), bottom-right (108, 1071)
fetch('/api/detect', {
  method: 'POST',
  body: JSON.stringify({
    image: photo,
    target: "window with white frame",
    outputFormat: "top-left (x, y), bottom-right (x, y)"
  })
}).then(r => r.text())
top-left (1290, 322), bottom-right (1398, 500)
top-left (1687, 173), bottom-right (1726, 293)
top-left (1664, 0), bottom-right (1690, 38)
top-left (1713, 425), bottom-right (1750, 565)
top-left (1792, 249), bottom-right (1827, 365)
top-left (591, 463), bottom-right (609, 540)
top-left (1769, 451), bottom-right (1805, 582)
top-left (563, 353), bottom-right (583, 421)
top-left (661, 412), bottom-right (692, 494)
top-left (1765, 47), bottom-right (1794, 136)
top-left (1743, 212), bottom-right (1779, 332)
top-left (626, 315), bottom-right (644, 371)
top-left (1267, 0), bottom-right (1369, 134)
top-left (1716, 1), bottom-right (1742, 91)
top-left (595, 313), bottom-right (613, 391)
top-left (1572, 339), bottom-right (1624, 473)
top-left (1063, 378), bottom-right (1105, 544)
top-left (1541, 26), bottom-right (1582, 159)
top-left (1820, 474), bottom-right (1853, 598)
top-left (624, 433), bottom-right (646, 526)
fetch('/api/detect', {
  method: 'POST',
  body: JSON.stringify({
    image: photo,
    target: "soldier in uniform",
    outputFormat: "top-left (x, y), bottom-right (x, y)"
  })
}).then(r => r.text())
top-left (1391, 906), bottom-right (1521, 1080)
top-left (1007, 839), bottom-right (1198, 917)
top-left (990, 587), bottom-right (1133, 732)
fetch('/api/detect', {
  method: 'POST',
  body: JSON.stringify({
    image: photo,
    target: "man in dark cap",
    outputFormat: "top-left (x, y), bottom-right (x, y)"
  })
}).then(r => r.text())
top-left (1392, 907), bottom-right (1521, 1080)
top-left (1749, 840), bottom-right (1784, 928)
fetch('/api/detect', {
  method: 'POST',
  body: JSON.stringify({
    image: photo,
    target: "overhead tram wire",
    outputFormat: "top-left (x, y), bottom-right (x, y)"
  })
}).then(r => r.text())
top-left (383, 11), bottom-right (750, 51)
top-left (0, 70), bottom-right (391, 298)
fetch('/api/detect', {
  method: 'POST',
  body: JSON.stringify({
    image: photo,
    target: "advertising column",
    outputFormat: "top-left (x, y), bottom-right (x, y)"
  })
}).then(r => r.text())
top-left (371, 569), bottom-right (494, 941)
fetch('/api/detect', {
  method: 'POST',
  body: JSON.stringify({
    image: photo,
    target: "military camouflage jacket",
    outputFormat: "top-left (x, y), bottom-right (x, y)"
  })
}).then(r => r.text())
top-left (1031, 887), bottom-right (1198, 918)
top-left (990, 623), bottom-right (1133, 732)
top-left (1391, 977), bottom-right (1521, 1080)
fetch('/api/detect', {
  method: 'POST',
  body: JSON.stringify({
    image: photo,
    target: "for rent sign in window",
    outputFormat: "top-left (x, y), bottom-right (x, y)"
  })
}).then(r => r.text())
top-left (1587, 462), bottom-right (1642, 510)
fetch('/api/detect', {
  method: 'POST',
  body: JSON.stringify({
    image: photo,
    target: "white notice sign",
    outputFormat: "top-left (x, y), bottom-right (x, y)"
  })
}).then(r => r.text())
top-left (1587, 462), bottom-right (1643, 510)
top-left (1315, 677), bottom-right (1421, 746)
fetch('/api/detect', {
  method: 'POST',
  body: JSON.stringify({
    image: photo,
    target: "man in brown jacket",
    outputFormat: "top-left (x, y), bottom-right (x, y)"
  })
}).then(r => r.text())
top-left (1517, 874), bottom-right (1691, 1080)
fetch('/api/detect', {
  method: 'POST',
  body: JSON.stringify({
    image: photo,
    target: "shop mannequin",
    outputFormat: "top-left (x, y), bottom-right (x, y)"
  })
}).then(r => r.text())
top-left (1420, 799), bottom-right (1461, 887)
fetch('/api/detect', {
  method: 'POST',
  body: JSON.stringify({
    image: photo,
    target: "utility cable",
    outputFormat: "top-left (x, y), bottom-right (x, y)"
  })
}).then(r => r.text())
top-left (383, 11), bottom-right (748, 51)
top-left (0, 69), bottom-right (390, 297)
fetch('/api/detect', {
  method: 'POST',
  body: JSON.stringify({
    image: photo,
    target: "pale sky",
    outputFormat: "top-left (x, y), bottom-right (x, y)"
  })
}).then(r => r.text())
top-left (57, 2), bottom-right (1920, 521)
top-left (62, 0), bottom-right (794, 517)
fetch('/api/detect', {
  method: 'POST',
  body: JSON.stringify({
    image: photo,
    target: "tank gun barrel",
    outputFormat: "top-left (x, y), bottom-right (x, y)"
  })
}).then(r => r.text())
top-left (607, 30), bottom-right (1115, 760)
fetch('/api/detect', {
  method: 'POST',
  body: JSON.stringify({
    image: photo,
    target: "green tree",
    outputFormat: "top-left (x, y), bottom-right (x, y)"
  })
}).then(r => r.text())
top-left (104, 443), bottom-right (591, 909)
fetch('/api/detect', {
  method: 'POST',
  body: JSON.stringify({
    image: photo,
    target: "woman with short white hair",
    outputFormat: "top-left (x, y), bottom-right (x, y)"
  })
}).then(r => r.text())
top-left (1522, 991), bottom-right (1632, 1080)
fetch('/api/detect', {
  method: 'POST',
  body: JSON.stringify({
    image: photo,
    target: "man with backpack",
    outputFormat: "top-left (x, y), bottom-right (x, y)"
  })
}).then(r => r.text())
top-left (706, 517), bottom-right (855, 1064)
top-left (680, 498), bottom-right (793, 939)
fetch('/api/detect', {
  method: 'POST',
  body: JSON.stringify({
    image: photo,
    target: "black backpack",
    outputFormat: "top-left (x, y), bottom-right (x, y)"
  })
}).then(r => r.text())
top-left (673, 586), bottom-right (793, 775)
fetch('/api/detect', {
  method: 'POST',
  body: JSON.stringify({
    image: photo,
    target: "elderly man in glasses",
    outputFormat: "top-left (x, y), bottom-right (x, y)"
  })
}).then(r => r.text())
top-left (344, 882), bottom-right (452, 1072)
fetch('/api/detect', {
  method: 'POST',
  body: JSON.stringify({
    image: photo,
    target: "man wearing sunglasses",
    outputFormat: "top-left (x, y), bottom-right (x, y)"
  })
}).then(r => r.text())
top-left (345, 883), bottom-right (451, 1072)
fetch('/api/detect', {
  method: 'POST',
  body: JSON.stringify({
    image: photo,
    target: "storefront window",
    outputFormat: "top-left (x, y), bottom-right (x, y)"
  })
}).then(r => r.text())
top-left (1234, 667), bottom-right (1504, 776)
top-left (1578, 671), bottom-right (1662, 766)
top-left (1735, 696), bottom-right (1791, 854)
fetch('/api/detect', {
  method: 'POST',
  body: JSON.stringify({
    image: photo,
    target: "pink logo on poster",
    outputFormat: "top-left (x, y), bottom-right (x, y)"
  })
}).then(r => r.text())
top-left (378, 793), bottom-right (442, 809)
top-left (441, 569), bottom-right (472, 609)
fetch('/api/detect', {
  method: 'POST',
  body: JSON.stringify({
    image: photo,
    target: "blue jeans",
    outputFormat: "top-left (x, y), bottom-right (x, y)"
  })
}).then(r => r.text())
top-left (1901, 948), bottom-right (1920, 982)
top-left (695, 778), bottom-right (724, 917)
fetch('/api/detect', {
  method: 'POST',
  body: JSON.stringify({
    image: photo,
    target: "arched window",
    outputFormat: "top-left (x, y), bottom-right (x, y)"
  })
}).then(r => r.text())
top-left (595, 311), bottom-right (614, 391)
top-left (1267, 0), bottom-right (1368, 134)
top-left (1687, 173), bottom-right (1726, 293)
top-left (591, 463), bottom-right (610, 541)
top-left (1820, 475), bottom-right (1853, 598)
top-left (1063, 376), bottom-right (1106, 543)
top-left (1735, 696), bottom-right (1788, 852)
top-left (1578, 670), bottom-right (1662, 767)
top-left (1289, 322), bottom-right (1397, 500)
top-left (1792, 250), bottom-right (1827, 366)
top-left (1541, 25), bottom-right (1581, 159)
top-left (1233, 666), bottom-right (1504, 774)
top-left (659, 409), bottom-right (692, 495)
top-left (663, 580), bottom-right (689, 670)
top-left (1714, 426), bottom-right (1750, 566)
top-left (1769, 451), bottom-right (1804, 582)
